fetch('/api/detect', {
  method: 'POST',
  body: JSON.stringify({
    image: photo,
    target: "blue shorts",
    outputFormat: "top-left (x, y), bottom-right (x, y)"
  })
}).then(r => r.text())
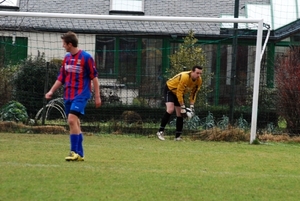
top-left (64, 99), bottom-right (88, 117)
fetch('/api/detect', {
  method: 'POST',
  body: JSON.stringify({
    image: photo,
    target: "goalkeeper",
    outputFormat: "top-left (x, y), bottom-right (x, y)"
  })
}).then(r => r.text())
top-left (156, 65), bottom-right (203, 141)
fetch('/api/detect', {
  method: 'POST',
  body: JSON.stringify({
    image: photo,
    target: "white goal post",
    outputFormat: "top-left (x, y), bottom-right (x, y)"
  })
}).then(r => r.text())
top-left (0, 11), bottom-right (268, 144)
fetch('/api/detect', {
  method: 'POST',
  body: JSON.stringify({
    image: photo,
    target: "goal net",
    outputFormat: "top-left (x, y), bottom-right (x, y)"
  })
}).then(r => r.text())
top-left (0, 11), bottom-right (268, 143)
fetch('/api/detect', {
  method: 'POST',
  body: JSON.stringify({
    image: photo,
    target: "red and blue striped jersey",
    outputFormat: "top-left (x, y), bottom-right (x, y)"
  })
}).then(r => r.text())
top-left (57, 50), bottom-right (98, 100)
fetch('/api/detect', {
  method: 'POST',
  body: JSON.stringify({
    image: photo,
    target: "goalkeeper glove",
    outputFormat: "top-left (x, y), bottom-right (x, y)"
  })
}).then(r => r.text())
top-left (181, 105), bottom-right (187, 118)
top-left (190, 105), bottom-right (195, 113)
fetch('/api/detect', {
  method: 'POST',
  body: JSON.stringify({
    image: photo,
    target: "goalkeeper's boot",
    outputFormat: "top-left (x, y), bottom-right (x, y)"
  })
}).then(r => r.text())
top-left (156, 131), bottom-right (165, 141)
top-left (77, 155), bottom-right (85, 161)
top-left (65, 151), bottom-right (79, 161)
top-left (174, 137), bottom-right (182, 141)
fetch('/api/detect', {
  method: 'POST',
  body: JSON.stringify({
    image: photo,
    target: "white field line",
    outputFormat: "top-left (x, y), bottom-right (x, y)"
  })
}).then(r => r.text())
top-left (1, 138), bottom-right (300, 154)
top-left (1, 161), bottom-right (300, 179)
top-left (0, 139), bottom-right (105, 147)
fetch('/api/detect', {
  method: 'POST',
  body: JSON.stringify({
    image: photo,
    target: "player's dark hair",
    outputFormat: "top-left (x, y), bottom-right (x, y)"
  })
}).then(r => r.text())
top-left (61, 31), bottom-right (78, 47)
top-left (192, 65), bottom-right (203, 71)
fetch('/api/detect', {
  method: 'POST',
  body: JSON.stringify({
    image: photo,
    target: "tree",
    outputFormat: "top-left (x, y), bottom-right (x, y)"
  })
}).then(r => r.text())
top-left (167, 30), bottom-right (213, 108)
top-left (275, 46), bottom-right (300, 134)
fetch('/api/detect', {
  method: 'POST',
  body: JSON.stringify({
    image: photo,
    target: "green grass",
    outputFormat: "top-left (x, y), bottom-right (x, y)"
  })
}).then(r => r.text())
top-left (1, 133), bottom-right (300, 201)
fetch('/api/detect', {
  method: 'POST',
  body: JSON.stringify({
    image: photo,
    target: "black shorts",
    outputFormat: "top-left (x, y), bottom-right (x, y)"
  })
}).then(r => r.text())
top-left (164, 85), bottom-right (181, 106)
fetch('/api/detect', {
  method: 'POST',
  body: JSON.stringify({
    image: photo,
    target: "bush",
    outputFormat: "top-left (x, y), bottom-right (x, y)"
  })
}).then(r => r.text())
top-left (0, 121), bottom-right (67, 134)
top-left (275, 46), bottom-right (300, 134)
top-left (194, 126), bottom-right (249, 142)
top-left (13, 53), bottom-right (61, 118)
top-left (0, 65), bottom-right (18, 107)
top-left (83, 104), bottom-right (166, 123)
top-left (0, 101), bottom-right (28, 123)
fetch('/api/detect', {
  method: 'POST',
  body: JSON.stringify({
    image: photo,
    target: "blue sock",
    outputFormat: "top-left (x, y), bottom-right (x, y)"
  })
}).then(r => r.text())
top-left (70, 134), bottom-right (79, 153)
top-left (78, 133), bottom-right (84, 157)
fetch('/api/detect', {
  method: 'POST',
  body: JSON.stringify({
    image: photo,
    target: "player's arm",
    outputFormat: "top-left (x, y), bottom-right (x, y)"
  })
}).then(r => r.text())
top-left (189, 90), bottom-right (198, 113)
top-left (189, 79), bottom-right (202, 111)
top-left (190, 78), bottom-right (202, 102)
top-left (189, 87), bottom-right (199, 105)
top-left (176, 74), bottom-right (189, 117)
top-left (92, 77), bottom-right (101, 108)
top-left (45, 61), bottom-right (66, 100)
top-left (87, 56), bottom-right (101, 108)
top-left (45, 80), bottom-right (62, 99)
top-left (176, 74), bottom-right (188, 106)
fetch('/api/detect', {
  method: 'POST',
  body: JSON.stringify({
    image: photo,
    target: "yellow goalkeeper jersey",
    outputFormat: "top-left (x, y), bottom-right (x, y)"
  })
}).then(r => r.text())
top-left (166, 71), bottom-right (202, 105)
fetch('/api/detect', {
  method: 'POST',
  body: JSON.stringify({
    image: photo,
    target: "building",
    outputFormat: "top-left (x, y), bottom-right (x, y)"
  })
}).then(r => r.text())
top-left (0, 0), bottom-right (299, 106)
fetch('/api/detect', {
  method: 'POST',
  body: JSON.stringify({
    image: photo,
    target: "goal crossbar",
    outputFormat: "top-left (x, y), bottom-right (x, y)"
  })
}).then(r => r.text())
top-left (0, 11), bottom-right (263, 23)
top-left (0, 11), bottom-right (266, 144)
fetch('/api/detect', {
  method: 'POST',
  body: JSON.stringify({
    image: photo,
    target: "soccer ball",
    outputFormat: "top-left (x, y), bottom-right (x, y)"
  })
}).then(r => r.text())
top-left (185, 108), bottom-right (195, 120)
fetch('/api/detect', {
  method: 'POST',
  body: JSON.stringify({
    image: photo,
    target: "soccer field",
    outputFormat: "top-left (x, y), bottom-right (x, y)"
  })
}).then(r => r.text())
top-left (0, 133), bottom-right (300, 201)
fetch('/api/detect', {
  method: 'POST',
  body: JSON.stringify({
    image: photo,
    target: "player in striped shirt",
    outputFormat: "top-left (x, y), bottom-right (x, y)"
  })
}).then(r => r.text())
top-left (45, 31), bottom-right (101, 161)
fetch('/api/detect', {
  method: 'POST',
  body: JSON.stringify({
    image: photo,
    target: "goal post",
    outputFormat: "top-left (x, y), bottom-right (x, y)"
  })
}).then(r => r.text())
top-left (0, 11), bottom-right (267, 143)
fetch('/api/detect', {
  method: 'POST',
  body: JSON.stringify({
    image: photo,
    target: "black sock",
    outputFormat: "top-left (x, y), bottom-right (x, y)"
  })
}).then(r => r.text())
top-left (175, 117), bottom-right (183, 137)
top-left (159, 112), bottom-right (171, 132)
top-left (175, 131), bottom-right (182, 138)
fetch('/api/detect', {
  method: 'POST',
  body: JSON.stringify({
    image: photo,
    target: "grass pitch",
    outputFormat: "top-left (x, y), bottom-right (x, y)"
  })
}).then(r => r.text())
top-left (0, 133), bottom-right (300, 201)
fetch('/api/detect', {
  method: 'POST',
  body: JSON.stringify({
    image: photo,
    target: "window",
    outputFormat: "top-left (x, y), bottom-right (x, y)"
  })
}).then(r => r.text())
top-left (0, 0), bottom-right (20, 8)
top-left (0, 36), bottom-right (27, 65)
top-left (95, 36), bottom-right (163, 90)
top-left (140, 38), bottom-right (163, 97)
top-left (95, 37), bottom-right (116, 75)
top-left (118, 37), bottom-right (138, 84)
top-left (110, 0), bottom-right (144, 15)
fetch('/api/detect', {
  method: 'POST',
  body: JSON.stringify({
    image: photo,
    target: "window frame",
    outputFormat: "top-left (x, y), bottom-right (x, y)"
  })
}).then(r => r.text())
top-left (0, 0), bottom-right (20, 9)
top-left (109, 0), bottom-right (144, 15)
